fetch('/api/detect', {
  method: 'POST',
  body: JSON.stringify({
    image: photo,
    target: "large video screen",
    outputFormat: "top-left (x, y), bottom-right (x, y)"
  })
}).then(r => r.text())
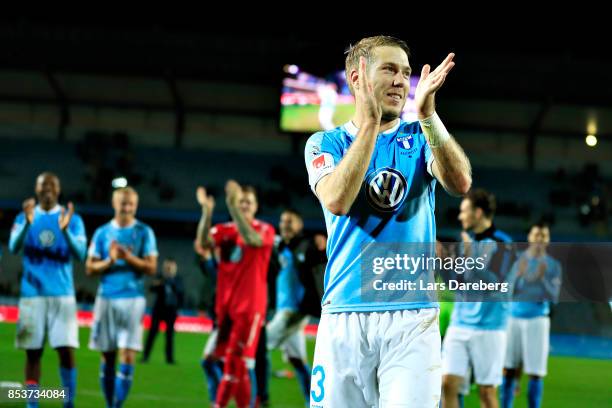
top-left (280, 64), bottom-right (419, 133)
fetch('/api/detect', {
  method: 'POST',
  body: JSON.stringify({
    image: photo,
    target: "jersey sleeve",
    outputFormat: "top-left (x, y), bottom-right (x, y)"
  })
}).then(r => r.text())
top-left (416, 124), bottom-right (435, 177)
top-left (88, 227), bottom-right (104, 259)
top-left (142, 226), bottom-right (159, 257)
top-left (304, 131), bottom-right (343, 195)
top-left (65, 213), bottom-right (88, 261)
top-left (8, 212), bottom-right (27, 254)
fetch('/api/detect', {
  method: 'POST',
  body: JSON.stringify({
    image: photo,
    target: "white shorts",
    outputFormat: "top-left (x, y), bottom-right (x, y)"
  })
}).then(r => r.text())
top-left (504, 316), bottom-right (550, 376)
top-left (442, 326), bottom-right (506, 386)
top-left (88, 297), bottom-right (146, 352)
top-left (15, 296), bottom-right (79, 349)
top-left (267, 309), bottom-right (308, 361)
top-left (310, 308), bottom-right (441, 408)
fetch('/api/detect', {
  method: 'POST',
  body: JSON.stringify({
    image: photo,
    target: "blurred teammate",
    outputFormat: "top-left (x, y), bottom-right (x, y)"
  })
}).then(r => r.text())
top-left (194, 191), bottom-right (224, 404)
top-left (86, 187), bottom-right (158, 408)
top-left (197, 181), bottom-right (275, 408)
top-left (9, 172), bottom-right (86, 408)
top-left (266, 209), bottom-right (320, 405)
top-left (142, 258), bottom-right (184, 364)
top-left (500, 223), bottom-right (562, 408)
top-left (304, 35), bottom-right (471, 406)
top-left (442, 189), bottom-right (513, 408)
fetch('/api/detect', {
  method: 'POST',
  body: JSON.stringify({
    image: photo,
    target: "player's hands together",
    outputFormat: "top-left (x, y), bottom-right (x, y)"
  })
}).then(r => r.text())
top-left (59, 202), bottom-right (74, 231)
top-left (109, 241), bottom-right (120, 263)
top-left (225, 180), bottom-right (242, 208)
top-left (355, 56), bottom-right (382, 125)
top-left (22, 198), bottom-right (35, 224)
top-left (196, 186), bottom-right (215, 213)
top-left (415, 53), bottom-right (455, 119)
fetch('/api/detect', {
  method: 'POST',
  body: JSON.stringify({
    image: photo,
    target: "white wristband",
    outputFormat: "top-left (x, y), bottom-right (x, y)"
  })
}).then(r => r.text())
top-left (419, 112), bottom-right (451, 148)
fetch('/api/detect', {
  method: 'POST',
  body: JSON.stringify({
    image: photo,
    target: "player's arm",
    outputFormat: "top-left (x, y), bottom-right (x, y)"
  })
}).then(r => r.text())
top-left (225, 180), bottom-right (264, 247)
top-left (195, 186), bottom-right (216, 249)
top-left (86, 237), bottom-right (117, 275)
top-left (86, 256), bottom-right (115, 275)
top-left (315, 57), bottom-right (381, 216)
top-left (123, 252), bottom-right (158, 276)
top-left (59, 203), bottom-right (87, 262)
top-left (541, 260), bottom-right (562, 302)
top-left (8, 198), bottom-right (35, 254)
top-left (415, 53), bottom-right (472, 196)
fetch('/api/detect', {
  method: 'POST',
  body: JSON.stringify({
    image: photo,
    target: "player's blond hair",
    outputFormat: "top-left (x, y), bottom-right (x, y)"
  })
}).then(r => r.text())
top-left (112, 186), bottom-right (138, 200)
top-left (345, 35), bottom-right (411, 95)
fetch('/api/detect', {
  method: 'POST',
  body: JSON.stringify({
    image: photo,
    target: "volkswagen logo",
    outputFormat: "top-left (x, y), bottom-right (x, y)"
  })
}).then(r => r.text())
top-left (365, 167), bottom-right (407, 212)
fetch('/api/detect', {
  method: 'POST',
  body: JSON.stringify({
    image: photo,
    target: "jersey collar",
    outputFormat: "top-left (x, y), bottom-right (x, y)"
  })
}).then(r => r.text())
top-left (342, 119), bottom-right (401, 139)
top-left (35, 204), bottom-right (61, 214)
top-left (111, 219), bottom-right (137, 229)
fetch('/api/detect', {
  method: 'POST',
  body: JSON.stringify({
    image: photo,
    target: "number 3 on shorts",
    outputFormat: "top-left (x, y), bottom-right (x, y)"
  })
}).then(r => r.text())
top-left (310, 365), bottom-right (325, 403)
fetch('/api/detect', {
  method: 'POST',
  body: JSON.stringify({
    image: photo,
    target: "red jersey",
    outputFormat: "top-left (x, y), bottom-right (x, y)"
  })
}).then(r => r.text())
top-left (211, 219), bottom-right (275, 317)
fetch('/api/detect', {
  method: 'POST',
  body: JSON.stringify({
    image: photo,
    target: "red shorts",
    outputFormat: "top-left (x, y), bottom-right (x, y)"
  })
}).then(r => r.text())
top-left (214, 311), bottom-right (264, 361)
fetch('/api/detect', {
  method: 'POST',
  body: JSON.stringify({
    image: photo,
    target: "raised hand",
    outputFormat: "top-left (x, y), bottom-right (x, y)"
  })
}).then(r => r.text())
top-left (23, 198), bottom-right (35, 224)
top-left (59, 202), bottom-right (74, 231)
top-left (196, 186), bottom-right (215, 212)
top-left (415, 53), bottom-right (455, 119)
top-left (225, 180), bottom-right (242, 208)
top-left (355, 56), bottom-right (382, 125)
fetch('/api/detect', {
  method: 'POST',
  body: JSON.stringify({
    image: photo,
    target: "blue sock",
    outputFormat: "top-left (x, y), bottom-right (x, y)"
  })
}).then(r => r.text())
top-left (25, 381), bottom-right (39, 408)
top-left (289, 358), bottom-right (311, 405)
top-left (457, 393), bottom-right (464, 408)
top-left (527, 377), bottom-right (543, 408)
top-left (248, 368), bottom-right (257, 408)
top-left (114, 363), bottom-right (134, 408)
top-left (99, 362), bottom-right (115, 408)
top-left (501, 375), bottom-right (516, 408)
top-left (59, 367), bottom-right (77, 408)
top-left (201, 359), bottom-right (222, 402)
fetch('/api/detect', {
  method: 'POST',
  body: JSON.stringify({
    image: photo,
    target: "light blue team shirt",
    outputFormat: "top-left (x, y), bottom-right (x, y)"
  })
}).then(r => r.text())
top-left (510, 251), bottom-right (562, 318)
top-left (88, 219), bottom-right (158, 299)
top-left (275, 239), bottom-right (306, 312)
top-left (304, 119), bottom-right (437, 313)
top-left (451, 226), bottom-right (514, 330)
top-left (9, 205), bottom-right (87, 297)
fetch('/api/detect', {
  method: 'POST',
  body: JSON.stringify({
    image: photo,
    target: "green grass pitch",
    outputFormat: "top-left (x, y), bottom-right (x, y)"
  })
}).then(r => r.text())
top-left (0, 323), bottom-right (610, 407)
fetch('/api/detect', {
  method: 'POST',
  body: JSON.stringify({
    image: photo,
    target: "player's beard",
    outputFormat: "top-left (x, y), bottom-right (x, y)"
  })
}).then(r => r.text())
top-left (381, 108), bottom-right (400, 123)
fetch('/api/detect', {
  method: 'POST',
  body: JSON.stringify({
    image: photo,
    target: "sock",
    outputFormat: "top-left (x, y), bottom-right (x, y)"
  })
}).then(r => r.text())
top-left (216, 354), bottom-right (243, 408)
top-left (99, 362), bottom-right (115, 408)
top-left (527, 377), bottom-right (543, 408)
top-left (457, 393), bottom-right (464, 408)
top-left (59, 367), bottom-right (77, 408)
top-left (289, 358), bottom-right (311, 404)
top-left (114, 363), bottom-right (134, 408)
top-left (248, 368), bottom-right (257, 408)
top-left (234, 362), bottom-right (251, 408)
top-left (25, 380), bottom-right (39, 408)
top-left (202, 359), bottom-right (223, 402)
top-left (501, 374), bottom-right (517, 408)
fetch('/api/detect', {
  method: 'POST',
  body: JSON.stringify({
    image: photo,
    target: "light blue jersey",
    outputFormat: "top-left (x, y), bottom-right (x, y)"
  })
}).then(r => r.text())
top-left (88, 219), bottom-right (158, 299)
top-left (451, 226), bottom-right (514, 330)
top-left (304, 120), bottom-right (437, 313)
top-left (275, 240), bottom-right (306, 311)
top-left (9, 205), bottom-right (87, 297)
top-left (510, 251), bottom-right (562, 318)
